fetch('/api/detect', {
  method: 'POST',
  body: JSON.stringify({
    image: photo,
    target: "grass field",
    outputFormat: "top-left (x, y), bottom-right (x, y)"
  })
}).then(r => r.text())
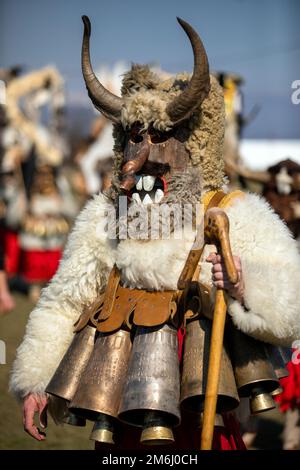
top-left (0, 293), bottom-right (94, 450)
top-left (0, 293), bottom-right (285, 450)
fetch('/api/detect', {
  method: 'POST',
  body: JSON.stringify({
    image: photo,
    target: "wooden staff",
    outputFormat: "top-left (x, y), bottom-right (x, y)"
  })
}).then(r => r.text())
top-left (200, 208), bottom-right (238, 450)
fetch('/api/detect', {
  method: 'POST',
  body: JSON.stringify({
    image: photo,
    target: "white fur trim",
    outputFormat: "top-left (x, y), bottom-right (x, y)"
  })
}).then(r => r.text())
top-left (117, 231), bottom-right (195, 291)
top-left (9, 194), bottom-right (116, 400)
top-left (224, 193), bottom-right (300, 346)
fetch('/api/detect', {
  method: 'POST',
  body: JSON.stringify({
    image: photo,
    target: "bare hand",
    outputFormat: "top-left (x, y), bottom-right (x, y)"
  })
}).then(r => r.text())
top-left (206, 253), bottom-right (245, 304)
top-left (23, 393), bottom-right (48, 441)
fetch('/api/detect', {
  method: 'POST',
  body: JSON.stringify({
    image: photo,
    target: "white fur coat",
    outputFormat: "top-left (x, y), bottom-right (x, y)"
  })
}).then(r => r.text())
top-left (10, 191), bottom-right (300, 400)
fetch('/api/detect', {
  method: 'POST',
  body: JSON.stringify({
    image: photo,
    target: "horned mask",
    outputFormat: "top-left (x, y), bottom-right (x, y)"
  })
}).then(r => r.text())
top-left (81, 16), bottom-right (226, 205)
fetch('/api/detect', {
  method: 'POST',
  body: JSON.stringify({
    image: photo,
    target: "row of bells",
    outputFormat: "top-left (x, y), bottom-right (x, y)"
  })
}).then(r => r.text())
top-left (46, 318), bottom-right (289, 446)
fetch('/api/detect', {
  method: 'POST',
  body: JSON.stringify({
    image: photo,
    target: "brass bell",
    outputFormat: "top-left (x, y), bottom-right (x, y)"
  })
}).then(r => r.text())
top-left (63, 411), bottom-right (86, 427)
top-left (47, 395), bottom-right (86, 426)
top-left (270, 386), bottom-right (283, 397)
top-left (227, 324), bottom-right (279, 414)
top-left (90, 414), bottom-right (117, 444)
top-left (250, 387), bottom-right (276, 414)
top-left (46, 325), bottom-right (96, 402)
top-left (118, 324), bottom-right (181, 445)
top-left (180, 318), bottom-right (240, 414)
top-left (140, 411), bottom-right (175, 446)
top-left (266, 346), bottom-right (288, 397)
top-left (69, 329), bottom-right (132, 423)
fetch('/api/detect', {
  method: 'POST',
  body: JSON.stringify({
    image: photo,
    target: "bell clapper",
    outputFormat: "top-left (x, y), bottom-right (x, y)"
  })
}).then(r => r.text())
top-left (90, 413), bottom-right (116, 445)
top-left (140, 411), bottom-right (174, 446)
top-left (63, 411), bottom-right (86, 427)
top-left (249, 387), bottom-right (276, 415)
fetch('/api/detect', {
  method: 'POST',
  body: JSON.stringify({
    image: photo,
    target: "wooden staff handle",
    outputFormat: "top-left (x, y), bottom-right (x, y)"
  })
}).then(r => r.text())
top-left (201, 209), bottom-right (237, 450)
top-left (200, 290), bottom-right (227, 449)
top-left (204, 208), bottom-right (238, 284)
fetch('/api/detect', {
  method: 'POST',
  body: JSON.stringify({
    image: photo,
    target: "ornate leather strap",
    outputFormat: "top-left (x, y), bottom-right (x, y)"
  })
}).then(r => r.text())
top-left (133, 291), bottom-right (177, 327)
top-left (98, 265), bottom-right (121, 321)
top-left (97, 288), bottom-right (178, 332)
top-left (201, 190), bottom-right (226, 213)
top-left (98, 286), bottom-right (145, 332)
top-left (218, 190), bottom-right (245, 209)
top-left (177, 190), bottom-right (226, 290)
top-left (73, 293), bottom-right (105, 332)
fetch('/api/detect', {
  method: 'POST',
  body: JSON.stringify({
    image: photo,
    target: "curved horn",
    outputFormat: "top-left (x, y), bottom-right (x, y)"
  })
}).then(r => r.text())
top-left (81, 15), bottom-right (123, 123)
top-left (166, 18), bottom-right (210, 124)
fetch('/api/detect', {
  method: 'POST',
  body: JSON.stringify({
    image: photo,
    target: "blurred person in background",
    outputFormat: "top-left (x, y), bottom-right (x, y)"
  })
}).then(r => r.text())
top-left (0, 239), bottom-right (15, 315)
top-left (215, 72), bottom-right (259, 190)
top-left (2, 65), bottom-right (80, 300)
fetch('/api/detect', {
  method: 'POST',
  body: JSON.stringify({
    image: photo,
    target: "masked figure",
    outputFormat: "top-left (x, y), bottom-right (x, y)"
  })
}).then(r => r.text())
top-left (10, 17), bottom-right (300, 450)
top-left (18, 162), bottom-right (71, 300)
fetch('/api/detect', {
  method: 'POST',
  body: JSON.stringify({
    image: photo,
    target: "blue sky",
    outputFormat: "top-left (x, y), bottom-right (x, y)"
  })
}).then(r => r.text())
top-left (1, 0), bottom-right (300, 138)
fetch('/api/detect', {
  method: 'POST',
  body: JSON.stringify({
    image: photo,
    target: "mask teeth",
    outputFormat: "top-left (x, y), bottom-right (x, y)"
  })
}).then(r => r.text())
top-left (142, 193), bottom-right (152, 205)
top-left (132, 192), bottom-right (142, 204)
top-left (142, 175), bottom-right (156, 191)
top-left (154, 189), bottom-right (164, 203)
top-left (135, 175), bottom-right (143, 191)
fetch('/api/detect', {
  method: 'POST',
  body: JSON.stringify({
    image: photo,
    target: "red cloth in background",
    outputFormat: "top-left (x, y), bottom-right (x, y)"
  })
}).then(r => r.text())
top-left (0, 227), bottom-right (20, 276)
top-left (19, 249), bottom-right (62, 282)
top-left (275, 361), bottom-right (300, 412)
top-left (0, 227), bottom-right (62, 282)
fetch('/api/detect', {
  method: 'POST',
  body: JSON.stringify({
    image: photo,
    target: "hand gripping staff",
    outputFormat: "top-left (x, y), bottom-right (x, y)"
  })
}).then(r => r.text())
top-left (200, 208), bottom-right (238, 450)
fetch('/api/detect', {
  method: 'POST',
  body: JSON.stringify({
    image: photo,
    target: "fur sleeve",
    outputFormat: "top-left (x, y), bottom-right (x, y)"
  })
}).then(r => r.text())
top-left (224, 192), bottom-right (300, 346)
top-left (9, 194), bottom-right (116, 400)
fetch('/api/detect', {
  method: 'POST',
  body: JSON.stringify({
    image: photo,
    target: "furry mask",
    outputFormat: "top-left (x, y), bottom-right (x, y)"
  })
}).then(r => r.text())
top-left (81, 16), bottom-right (226, 209)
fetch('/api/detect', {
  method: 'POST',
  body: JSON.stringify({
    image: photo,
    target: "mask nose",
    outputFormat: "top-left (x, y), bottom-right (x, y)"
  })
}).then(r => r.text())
top-left (120, 137), bottom-right (150, 192)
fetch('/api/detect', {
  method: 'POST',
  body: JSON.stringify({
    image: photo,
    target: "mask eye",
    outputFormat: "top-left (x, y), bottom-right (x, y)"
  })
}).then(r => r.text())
top-left (129, 123), bottom-right (144, 143)
top-left (149, 127), bottom-right (169, 144)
